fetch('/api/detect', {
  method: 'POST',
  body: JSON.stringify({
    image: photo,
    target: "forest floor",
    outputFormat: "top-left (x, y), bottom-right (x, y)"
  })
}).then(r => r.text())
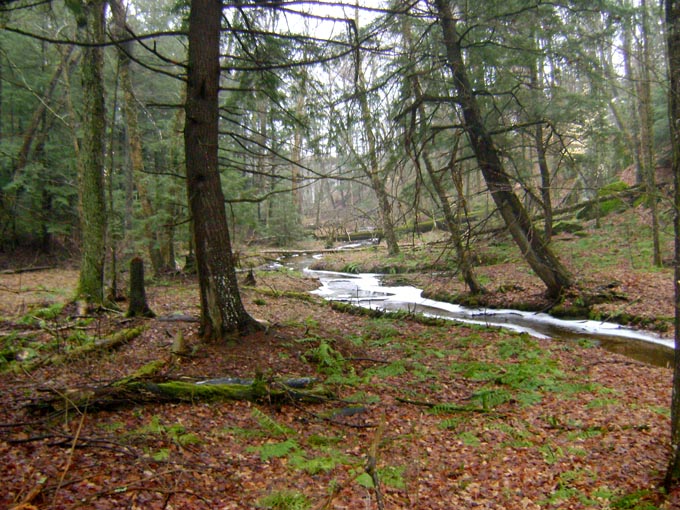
top-left (1, 207), bottom-right (680, 509)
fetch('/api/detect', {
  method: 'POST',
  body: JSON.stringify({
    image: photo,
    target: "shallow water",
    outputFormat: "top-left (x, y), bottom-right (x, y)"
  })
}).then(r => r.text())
top-left (305, 267), bottom-right (675, 367)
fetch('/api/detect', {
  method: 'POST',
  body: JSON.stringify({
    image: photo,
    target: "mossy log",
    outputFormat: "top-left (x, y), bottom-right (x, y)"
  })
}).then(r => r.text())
top-left (329, 301), bottom-right (447, 326)
top-left (20, 326), bottom-right (145, 372)
top-left (27, 371), bottom-right (332, 414)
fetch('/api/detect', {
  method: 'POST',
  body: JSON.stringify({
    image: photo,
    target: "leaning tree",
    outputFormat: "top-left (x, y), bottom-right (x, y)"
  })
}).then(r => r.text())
top-left (430, 0), bottom-right (573, 298)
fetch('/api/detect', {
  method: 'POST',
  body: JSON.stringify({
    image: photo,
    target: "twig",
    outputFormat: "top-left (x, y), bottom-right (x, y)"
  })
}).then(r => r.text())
top-left (366, 414), bottom-right (386, 510)
top-left (395, 396), bottom-right (490, 412)
top-left (52, 406), bottom-right (87, 507)
top-left (346, 357), bottom-right (390, 364)
top-left (286, 394), bottom-right (376, 429)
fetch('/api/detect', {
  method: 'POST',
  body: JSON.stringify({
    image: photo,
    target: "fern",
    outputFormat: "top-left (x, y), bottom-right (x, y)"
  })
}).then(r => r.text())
top-left (496, 335), bottom-right (540, 360)
top-left (152, 448), bottom-right (170, 461)
top-left (288, 451), bottom-right (344, 474)
top-left (450, 361), bottom-right (501, 381)
top-left (258, 490), bottom-right (311, 510)
top-left (365, 361), bottom-right (406, 378)
top-left (175, 432), bottom-right (202, 446)
top-left (471, 388), bottom-right (513, 410)
top-left (429, 402), bottom-right (474, 414)
top-left (136, 415), bottom-right (165, 435)
top-left (458, 431), bottom-right (481, 447)
top-left (379, 465), bottom-right (406, 489)
top-left (342, 262), bottom-right (361, 274)
top-left (251, 408), bottom-right (295, 438)
top-left (250, 439), bottom-right (299, 461)
top-left (304, 339), bottom-right (345, 373)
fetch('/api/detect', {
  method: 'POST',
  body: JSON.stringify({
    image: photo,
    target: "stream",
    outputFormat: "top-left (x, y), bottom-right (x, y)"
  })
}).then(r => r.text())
top-left (281, 253), bottom-right (675, 367)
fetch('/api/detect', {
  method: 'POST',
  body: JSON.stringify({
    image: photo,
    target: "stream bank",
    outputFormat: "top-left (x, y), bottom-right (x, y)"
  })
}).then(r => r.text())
top-left (303, 265), bottom-right (674, 367)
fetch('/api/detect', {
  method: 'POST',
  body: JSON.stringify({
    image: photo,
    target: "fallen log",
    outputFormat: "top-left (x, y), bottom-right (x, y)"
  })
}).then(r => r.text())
top-left (20, 326), bottom-right (145, 372)
top-left (27, 369), bottom-right (332, 414)
top-left (0, 265), bottom-right (55, 274)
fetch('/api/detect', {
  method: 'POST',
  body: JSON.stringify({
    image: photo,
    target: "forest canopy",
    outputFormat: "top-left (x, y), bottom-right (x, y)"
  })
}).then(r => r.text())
top-left (0, 0), bottom-right (669, 264)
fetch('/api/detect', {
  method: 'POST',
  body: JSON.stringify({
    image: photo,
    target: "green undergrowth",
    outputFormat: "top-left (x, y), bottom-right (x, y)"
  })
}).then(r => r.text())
top-left (117, 414), bottom-right (203, 461)
top-left (244, 407), bottom-right (359, 477)
top-left (446, 335), bottom-right (606, 412)
top-left (328, 301), bottom-right (448, 327)
top-left (251, 287), bottom-right (319, 303)
top-left (0, 307), bottom-right (102, 370)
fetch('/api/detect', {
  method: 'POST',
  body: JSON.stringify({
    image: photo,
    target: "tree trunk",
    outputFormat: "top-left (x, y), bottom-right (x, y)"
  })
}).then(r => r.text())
top-left (535, 122), bottom-right (553, 241)
top-left (638, 0), bottom-right (662, 267)
top-left (433, 0), bottom-right (572, 298)
top-left (665, 0), bottom-right (680, 490)
top-left (14, 46), bottom-right (76, 178)
top-left (126, 256), bottom-right (154, 318)
top-left (75, 0), bottom-right (107, 307)
top-left (528, 43), bottom-right (553, 241)
top-left (28, 370), bottom-right (331, 414)
top-left (426, 152), bottom-right (484, 294)
top-left (185, 0), bottom-right (260, 340)
top-left (400, 15), bottom-right (484, 295)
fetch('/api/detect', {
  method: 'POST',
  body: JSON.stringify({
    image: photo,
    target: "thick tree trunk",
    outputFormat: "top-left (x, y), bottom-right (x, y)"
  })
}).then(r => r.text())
top-left (75, 0), bottom-right (107, 307)
top-left (433, 0), bottom-right (572, 298)
top-left (185, 0), bottom-right (259, 340)
top-left (665, 0), bottom-right (680, 490)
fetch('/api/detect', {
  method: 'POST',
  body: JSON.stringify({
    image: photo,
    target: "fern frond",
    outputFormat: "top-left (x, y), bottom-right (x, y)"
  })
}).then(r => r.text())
top-left (251, 407), bottom-right (295, 438)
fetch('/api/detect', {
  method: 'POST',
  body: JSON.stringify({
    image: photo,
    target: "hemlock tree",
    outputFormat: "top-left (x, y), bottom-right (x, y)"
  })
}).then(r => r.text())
top-left (400, 13), bottom-right (484, 294)
top-left (73, 0), bottom-right (108, 308)
top-left (431, 0), bottom-right (573, 298)
top-left (665, 0), bottom-right (680, 490)
top-left (185, 0), bottom-right (259, 340)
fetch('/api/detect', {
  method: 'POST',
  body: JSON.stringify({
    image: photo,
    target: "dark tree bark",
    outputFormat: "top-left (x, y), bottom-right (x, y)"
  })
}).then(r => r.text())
top-left (185, 0), bottom-right (259, 340)
top-left (126, 256), bottom-right (154, 318)
top-left (432, 0), bottom-right (572, 298)
top-left (665, 0), bottom-right (680, 490)
top-left (400, 18), bottom-right (484, 294)
top-left (75, 0), bottom-right (107, 307)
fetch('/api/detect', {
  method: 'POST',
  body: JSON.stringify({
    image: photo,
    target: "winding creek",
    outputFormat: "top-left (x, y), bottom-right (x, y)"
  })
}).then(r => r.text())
top-left (280, 252), bottom-right (675, 367)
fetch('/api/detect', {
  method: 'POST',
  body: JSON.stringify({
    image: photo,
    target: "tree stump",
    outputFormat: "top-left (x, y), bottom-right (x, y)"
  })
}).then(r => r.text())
top-left (126, 256), bottom-right (155, 318)
top-left (243, 268), bottom-right (256, 286)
